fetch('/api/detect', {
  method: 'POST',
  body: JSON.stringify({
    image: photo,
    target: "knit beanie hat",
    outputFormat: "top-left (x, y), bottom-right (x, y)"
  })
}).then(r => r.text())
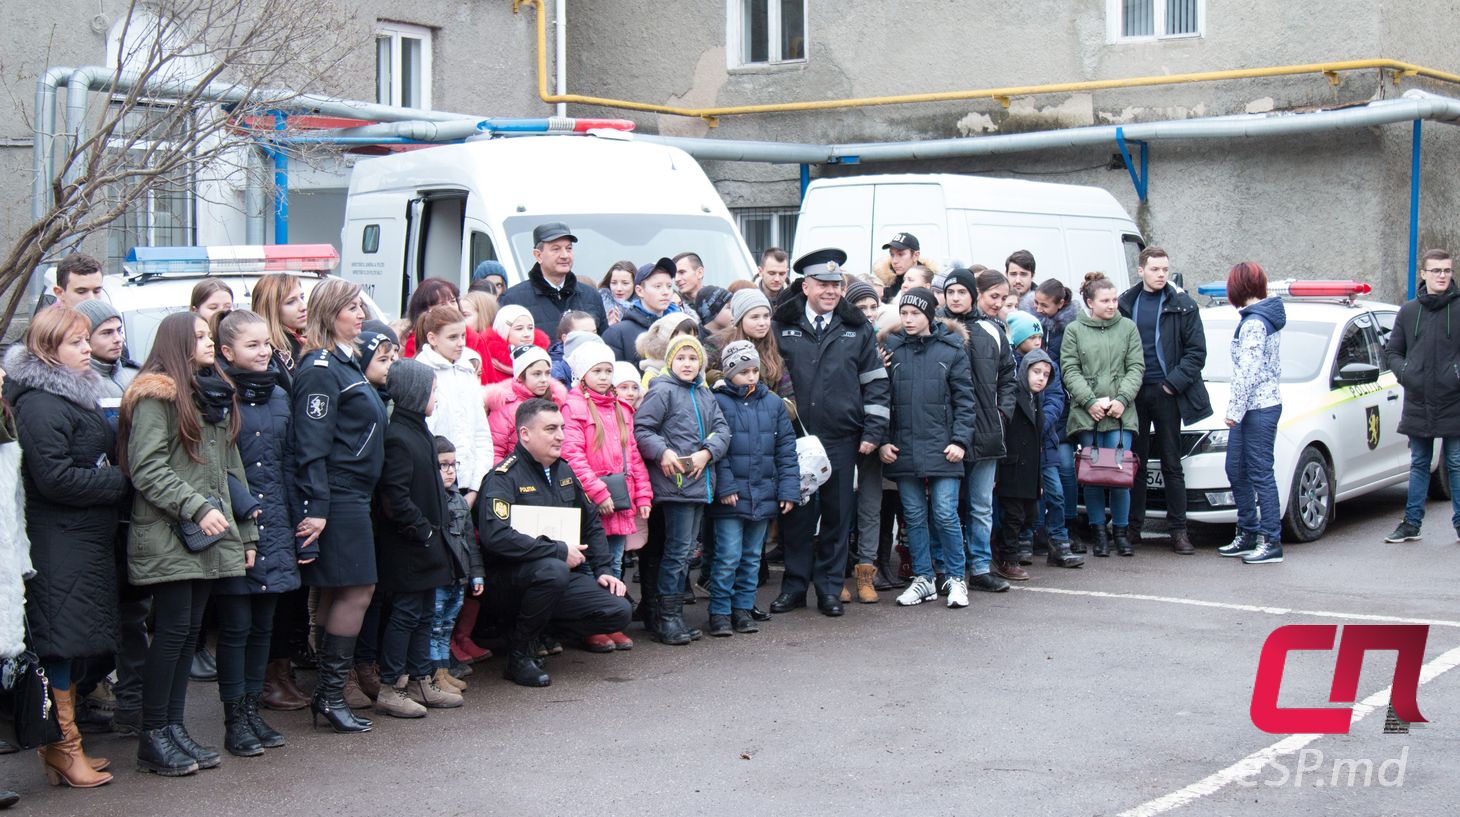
top-left (844, 280), bottom-right (879, 308)
top-left (931, 272), bottom-right (949, 293)
top-left (512, 344), bottom-right (551, 379)
top-left (75, 299), bottom-right (120, 331)
top-left (729, 288), bottom-right (771, 325)
top-left (568, 340), bottom-right (615, 384)
top-left (1006, 310), bottom-right (1043, 349)
top-left (387, 357), bottom-right (435, 414)
top-left (899, 287), bottom-right (938, 325)
top-left (664, 334), bottom-right (705, 370)
top-left (561, 330), bottom-right (599, 363)
top-left (358, 328), bottom-right (395, 364)
top-left (719, 339), bottom-right (760, 382)
top-left (944, 268), bottom-right (978, 297)
top-left (493, 304), bottom-right (533, 338)
top-left (612, 361), bottom-right (640, 387)
top-left (362, 319), bottom-right (399, 347)
top-left (696, 285), bottom-right (732, 323)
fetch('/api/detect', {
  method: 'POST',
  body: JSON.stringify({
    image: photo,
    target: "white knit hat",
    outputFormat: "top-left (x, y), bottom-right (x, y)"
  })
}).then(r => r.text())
top-left (612, 361), bottom-right (640, 387)
top-left (568, 341), bottom-right (615, 384)
top-left (511, 344), bottom-right (551, 379)
top-left (493, 304), bottom-right (533, 338)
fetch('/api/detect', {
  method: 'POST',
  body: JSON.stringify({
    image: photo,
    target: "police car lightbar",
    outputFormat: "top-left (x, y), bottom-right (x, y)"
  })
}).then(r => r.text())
top-left (125, 245), bottom-right (340, 276)
top-left (1196, 279), bottom-right (1372, 300)
top-left (475, 117), bottom-right (635, 135)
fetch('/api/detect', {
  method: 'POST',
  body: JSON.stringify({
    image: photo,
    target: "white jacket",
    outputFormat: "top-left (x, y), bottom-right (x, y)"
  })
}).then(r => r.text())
top-left (0, 439), bottom-right (32, 658)
top-left (415, 346), bottom-right (494, 494)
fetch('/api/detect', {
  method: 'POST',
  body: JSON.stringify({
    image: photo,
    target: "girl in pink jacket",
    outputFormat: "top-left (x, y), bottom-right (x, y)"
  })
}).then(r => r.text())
top-left (483, 345), bottom-right (568, 458)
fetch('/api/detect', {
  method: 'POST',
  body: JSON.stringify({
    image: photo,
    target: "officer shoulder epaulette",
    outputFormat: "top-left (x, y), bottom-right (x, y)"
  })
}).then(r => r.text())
top-left (495, 455), bottom-right (517, 473)
top-left (312, 349), bottom-right (331, 368)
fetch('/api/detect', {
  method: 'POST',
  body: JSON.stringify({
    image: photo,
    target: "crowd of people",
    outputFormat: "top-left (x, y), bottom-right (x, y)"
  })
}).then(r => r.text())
top-left (2, 223), bottom-right (1456, 806)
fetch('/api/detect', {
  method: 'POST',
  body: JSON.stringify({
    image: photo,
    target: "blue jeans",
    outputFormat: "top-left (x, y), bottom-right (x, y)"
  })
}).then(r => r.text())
top-left (709, 516), bottom-right (770, 615)
top-left (1226, 405), bottom-right (1282, 541)
top-left (1058, 442), bottom-right (1078, 523)
top-left (959, 461), bottom-right (996, 575)
top-left (1038, 463), bottom-right (1069, 541)
top-left (899, 477), bottom-right (966, 579)
top-left (1405, 437), bottom-right (1460, 527)
top-left (657, 503), bottom-right (705, 600)
top-left (430, 584), bottom-right (465, 667)
top-left (605, 534), bottom-right (627, 580)
top-left (1079, 429), bottom-right (1133, 527)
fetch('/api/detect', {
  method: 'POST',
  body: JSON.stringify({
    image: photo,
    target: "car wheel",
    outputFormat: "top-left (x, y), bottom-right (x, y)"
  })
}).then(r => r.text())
top-left (1284, 446), bottom-right (1333, 543)
top-left (1430, 467), bottom-right (1452, 501)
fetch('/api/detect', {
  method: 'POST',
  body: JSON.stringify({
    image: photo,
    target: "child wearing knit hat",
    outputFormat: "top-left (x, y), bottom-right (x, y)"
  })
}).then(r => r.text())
top-left (483, 344), bottom-right (567, 459)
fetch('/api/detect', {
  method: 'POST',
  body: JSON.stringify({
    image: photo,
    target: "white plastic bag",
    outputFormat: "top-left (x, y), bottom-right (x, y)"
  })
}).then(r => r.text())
top-left (795, 434), bottom-right (832, 505)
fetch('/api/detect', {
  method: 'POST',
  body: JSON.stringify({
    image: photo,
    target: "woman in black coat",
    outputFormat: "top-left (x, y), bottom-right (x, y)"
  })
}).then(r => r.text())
top-left (3, 306), bottom-right (128, 788)
top-left (370, 359), bottom-right (460, 715)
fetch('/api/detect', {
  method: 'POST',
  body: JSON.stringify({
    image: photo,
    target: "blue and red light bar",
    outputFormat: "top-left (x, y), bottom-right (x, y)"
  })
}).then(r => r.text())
top-left (476, 117), bottom-right (635, 135)
top-left (125, 244), bottom-right (339, 276)
top-left (1196, 279), bottom-right (1372, 299)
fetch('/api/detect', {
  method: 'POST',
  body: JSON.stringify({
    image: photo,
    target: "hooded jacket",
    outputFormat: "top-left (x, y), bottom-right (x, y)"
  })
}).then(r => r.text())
top-left (1227, 297), bottom-right (1287, 423)
top-left (881, 320), bottom-right (976, 479)
top-left (771, 291), bottom-right (891, 446)
top-left (484, 376), bottom-right (568, 467)
top-left (498, 263), bottom-right (608, 336)
top-left (560, 386), bottom-right (653, 535)
top-left (1118, 284), bottom-right (1213, 424)
top-left (709, 379), bottom-right (799, 520)
top-left (943, 307), bottom-right (1017, 460)
top-left (373, 406), bottom-right (457, 593)
top-left (1387, 283), bottom-right (1460, 438)
top-left (999, 350), bottom-right (1055, 499)
top-left (3, 346), bottom-right (128, 659)
top-left (416, 345), bottom-right (494, 495)
top-left (1015, 348), bottom-right (1067, 461)
top-left (1060, 312), bottom-right (1145, 436)
top-left (633, 368), bottom-right (731, 503)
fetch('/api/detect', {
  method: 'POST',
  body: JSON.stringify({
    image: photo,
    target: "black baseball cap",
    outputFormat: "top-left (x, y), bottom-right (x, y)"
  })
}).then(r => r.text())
top-left (635, 257), bottom-right (676, 286)
top-left (532, 222), bottom-right (578, 245)
top-left (882, 232), bottom-right (920, 252)
top-left (792, 248), bottom-right (849, 281)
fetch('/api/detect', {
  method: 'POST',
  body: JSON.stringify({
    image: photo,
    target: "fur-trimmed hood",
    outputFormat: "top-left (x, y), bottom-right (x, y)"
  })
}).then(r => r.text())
top-left (872, 255), bottom-right (942, 288)
top-left (2, 344), bottom-right (105, 409)
top-left (881, 317), bottom-right (970, 350)
top-left (119, 371), bottom-right (178, 415)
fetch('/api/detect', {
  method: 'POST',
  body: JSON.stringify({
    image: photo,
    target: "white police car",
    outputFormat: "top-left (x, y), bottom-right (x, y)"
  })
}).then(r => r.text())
top-left (1143, 280), bottom-right (1435, 542)
top-left (93, 245), bottom-right (388, 363)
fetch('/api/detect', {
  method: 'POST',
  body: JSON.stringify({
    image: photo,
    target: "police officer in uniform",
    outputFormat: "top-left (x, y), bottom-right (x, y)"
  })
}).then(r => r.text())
top-left (769, 248), bottom-right (891, 616)
top-left (290, 278), bottom-right (387, 733)
top-left (475, 398), bottom-right (631, 687)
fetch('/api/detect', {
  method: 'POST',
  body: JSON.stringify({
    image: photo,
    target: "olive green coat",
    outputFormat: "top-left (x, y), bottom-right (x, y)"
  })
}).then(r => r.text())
top-left (1060, 313), bottom-right (1145, 437)
top-left (123, 373), bottom-right (257, 586)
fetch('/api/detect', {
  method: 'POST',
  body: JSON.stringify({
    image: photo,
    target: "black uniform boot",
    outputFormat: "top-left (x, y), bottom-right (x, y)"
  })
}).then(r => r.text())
top-left (653, 594), bottom-right (692, 646)
top-left (222, 699), bottom-right (263, 757)
top-left (1091, 526), bottom-right (1111, 557)
top-left (503, 647), bottom-right (551, 687)
top-left (310, 634), bottom-right (372, 733)
top-left (1114, 526), bottom-right (1134, 557)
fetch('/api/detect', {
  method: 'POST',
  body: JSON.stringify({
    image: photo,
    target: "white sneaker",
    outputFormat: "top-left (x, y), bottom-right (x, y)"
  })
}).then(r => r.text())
top-left (944, 577), bottom-right (969, 608)
top-left (896, 576), bottom-right (938, 606)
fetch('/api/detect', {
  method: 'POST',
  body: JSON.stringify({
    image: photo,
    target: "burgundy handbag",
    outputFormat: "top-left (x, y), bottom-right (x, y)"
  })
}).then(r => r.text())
top-left (1076, 443), bottom-right (1138, 489)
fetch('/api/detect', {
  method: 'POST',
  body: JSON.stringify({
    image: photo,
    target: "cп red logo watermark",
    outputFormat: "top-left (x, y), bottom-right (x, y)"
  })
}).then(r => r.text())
top-left (1251, 624), bottom-right (1430, 734)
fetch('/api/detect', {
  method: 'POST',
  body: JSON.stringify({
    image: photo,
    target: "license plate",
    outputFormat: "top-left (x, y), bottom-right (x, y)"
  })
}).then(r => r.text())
top-left (1146, 465), bottom-right (1165, 490)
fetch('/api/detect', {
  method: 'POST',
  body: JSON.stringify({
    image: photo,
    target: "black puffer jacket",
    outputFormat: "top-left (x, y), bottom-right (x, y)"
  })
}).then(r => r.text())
top-left (499, 263), bottom-right (608, 336)
top-left (216, 367), bottom-right (299, 596)
top-left (882, 320), bottom-right (976, 479)
top-left (772, 292), bottom-right (891, 446)
top-left (2, 346), bottom-right (129, 660)
top-left (1118, 284), bottom-right (1213, 424)
top-left (944, 307), bottom-right (1016, 461)
top-left (1387, 284), bottom-right (1460, 438)
top-left (601, 302), bottom-right (660, 367)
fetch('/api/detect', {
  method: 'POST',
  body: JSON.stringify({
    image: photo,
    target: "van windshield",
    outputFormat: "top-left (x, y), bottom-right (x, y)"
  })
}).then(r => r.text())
top-left (503, 215), bottom-right (753, 288)
top-left (1200, 318), bottom-right (1332, 383)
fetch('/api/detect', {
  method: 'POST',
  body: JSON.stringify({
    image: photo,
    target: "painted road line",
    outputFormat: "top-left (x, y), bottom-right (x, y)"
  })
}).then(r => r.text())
top-left (1015, 586), bottom-right (1460, 629)
top-left (1116, 641), bottom-right (1460, 817)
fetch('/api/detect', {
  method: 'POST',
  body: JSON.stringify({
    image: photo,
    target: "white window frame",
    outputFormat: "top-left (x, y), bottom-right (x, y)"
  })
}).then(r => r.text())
top-left (727, 0), bottom-right (808, 70)
top-left (375, 21), bottom-right (433, 110)
top-left (734, 207), bottom-right (800, 258)
top-left (1106, 0), bottom-right (1205, 43)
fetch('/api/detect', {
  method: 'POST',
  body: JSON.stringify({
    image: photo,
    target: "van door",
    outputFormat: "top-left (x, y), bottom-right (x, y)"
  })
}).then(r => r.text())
top-left (343, 211), bottom-right (403, 317)
top-left (871, 183), bottom-right (946, 267)
top-left (464, 219), bottom-right (501, 287)
top-left (964, 212), bottom-right (1063, 278)
top-left (402, 191), bottom-right (467, 308)
top-left (795, 184), bottom-right (873, 273)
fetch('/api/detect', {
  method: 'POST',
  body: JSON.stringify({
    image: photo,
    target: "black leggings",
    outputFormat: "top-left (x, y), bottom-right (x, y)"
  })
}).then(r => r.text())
top-left (214, 593), bottom-right (279, 701)
top-left (143, 579), bottom-right (212, 730)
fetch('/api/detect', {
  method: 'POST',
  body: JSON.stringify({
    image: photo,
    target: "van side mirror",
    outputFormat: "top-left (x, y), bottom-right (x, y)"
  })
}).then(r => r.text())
top-left (1333, 362), bottom-right (1380, 388)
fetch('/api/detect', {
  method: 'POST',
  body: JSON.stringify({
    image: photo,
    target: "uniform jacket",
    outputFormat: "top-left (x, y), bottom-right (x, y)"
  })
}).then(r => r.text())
top-left (560, 386), bottom-right (653, 536)
top-left (944, 307), bottom-right (1017, 460)
top-left (709, 380), bottom-right (799, 521)
top-left (443, 489), bottom-right (484, 584)
top-left (3, 346), bottom-right (128, 659)
top-left (415, 345), bottom-right (494, 494)
top-left (373, 407), bottom-right (457, 593)
top-left (484, 377), bottom-right (568, 469)
top-left (1227, 297), bottom-right (1286, 423)
top-left (1387, 284), bottom-right (1460, 438)
top-left (999, 350), bottom-right (1053, 499)
top-left (634, 368), bottom-right (731, 504)
top-left (474, 446), bottom-right (614, 578)
top-left (771, 292), bottom-right (891, 445)
top-left (291, 345), bottom-right (389, 539)
top-left (1061, 313), bottom-right (1145, 436)
top-left (881, 320), bottom-right (977, 479)
top-left (1118, 284), bottom-right (1213, 424)
top-left (123, 373), bottom-right (258, 586)
top-left (215, 367), bottom-right (299, 596)
top-left (499, 263), bottom-right (608, 336)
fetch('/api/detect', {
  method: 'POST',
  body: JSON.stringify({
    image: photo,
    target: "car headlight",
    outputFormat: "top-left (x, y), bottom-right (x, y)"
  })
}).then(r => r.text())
top-left (1193, 430), bottom-right (1229, 455)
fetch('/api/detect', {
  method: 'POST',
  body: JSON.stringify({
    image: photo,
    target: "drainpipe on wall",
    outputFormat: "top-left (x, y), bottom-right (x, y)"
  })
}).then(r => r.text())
top-left (554, 0), bottom-right (567, 118)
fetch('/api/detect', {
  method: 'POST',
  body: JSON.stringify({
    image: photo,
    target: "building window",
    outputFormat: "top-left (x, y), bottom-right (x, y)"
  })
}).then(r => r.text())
top-left (105, 108), bottom-right (196, 268)
top-left (731, 0), bottom-right (807, 67)
top-left (735, 207), bottom-right (799, 260)
top-left (376, 22), bottom-right (432, 109)
top-left (1109, 0), bottom-right (1202, 41)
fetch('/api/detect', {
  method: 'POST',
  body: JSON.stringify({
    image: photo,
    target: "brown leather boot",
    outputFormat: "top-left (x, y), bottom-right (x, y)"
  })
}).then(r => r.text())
top-left (260, 659), bottom-right (309, 711)
top-left (853, 563), bottom-right (879, 603)
top-left (343, 667), bottom-right (373, 709)
top-left (433, 667), bottom-right (466, 693)
top-left (354, 663), bottom-right (382, 700)
top-left (38, 685), bottom-right (112, 788)
top-left (1171, 529), bottom-right (1195, 555)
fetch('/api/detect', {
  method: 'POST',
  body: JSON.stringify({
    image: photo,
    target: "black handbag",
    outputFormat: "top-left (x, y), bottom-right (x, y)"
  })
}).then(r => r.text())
top-left (599, 435), bottom-right (633, 512)
top-left (5, 649), bottom-right (62, 749)
top-left (175, 496), bottom-right (227, 553)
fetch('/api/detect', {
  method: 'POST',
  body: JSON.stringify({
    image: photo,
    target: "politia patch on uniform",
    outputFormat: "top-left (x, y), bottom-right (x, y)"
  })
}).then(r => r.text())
top-left (306, 394), bottom-right (329, 419)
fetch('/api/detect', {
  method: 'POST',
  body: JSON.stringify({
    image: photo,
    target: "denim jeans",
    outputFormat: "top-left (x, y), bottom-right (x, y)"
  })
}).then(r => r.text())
top-left (605, 534), bottom-right (627, 580)
top-left (898, 476), bottom-right (965, 578)
top-left (657, 503), bottom-right (705, 600)
top-left (1038, 463), bottom-right (1070, 541)
top-left (1078, 430), bottom-right (1133, 527)
top-left (1405, 437), bottom-right (1460, 528)
top-left (1225, 405), bottom-right (1282, 542)
top-left (379, 589), bottom-right (434, 683)
top-left (709, 516), bottom-right (770, 615)
top-left (1058, 442), bottom-right (1078, 524)
top-left (430, 584), bottom-right (465, 667)
top-left (960, 460), bottom-right (996, 575)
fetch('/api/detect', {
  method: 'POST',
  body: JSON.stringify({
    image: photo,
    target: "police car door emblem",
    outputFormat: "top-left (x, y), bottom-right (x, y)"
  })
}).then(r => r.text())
top-left (306, 394), bottom-right (329, 420)
top-left (1365, 406), bottom-right (1381, 450)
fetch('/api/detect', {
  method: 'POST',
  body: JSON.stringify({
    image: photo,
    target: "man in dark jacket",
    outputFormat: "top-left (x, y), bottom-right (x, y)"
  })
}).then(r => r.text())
top-left (474, 399), bottom-right (630, 687)
top-left (1384, 249), bottom-right (1460, 543)
top-left (1118, 247), bottom-right (1211, 554)
top-left (499, 222), bottom-right (608, 336)
top-left (768, 248), bottom-right (891, 617)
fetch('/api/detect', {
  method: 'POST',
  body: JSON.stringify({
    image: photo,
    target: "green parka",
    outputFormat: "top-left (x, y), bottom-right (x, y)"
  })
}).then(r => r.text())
top-left (1060, 313), bottom-right (1145, 437)
top-left (123, 373), bottom-right (257, 586)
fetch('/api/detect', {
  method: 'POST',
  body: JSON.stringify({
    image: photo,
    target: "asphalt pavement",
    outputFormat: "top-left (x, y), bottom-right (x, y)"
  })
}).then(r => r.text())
top-left (7, 485), bottom-right (1458, 817)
